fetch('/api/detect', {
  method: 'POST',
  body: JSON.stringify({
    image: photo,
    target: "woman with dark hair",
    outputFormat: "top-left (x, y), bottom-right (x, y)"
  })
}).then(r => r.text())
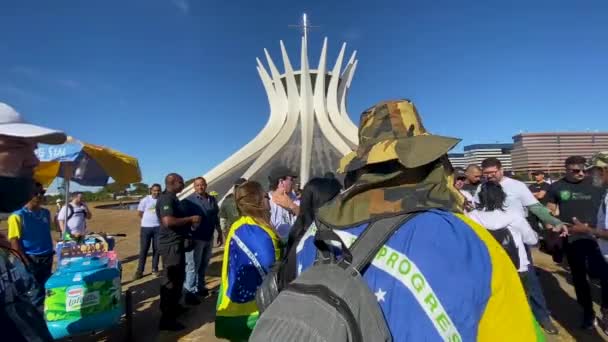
top-left (468, 182), bottom-right (538, 273)
top-left (287, 177), bottom-right (342, 252)
top-left (254, 177), bottom-right (342, 312)
top-left (215, 181), bottom-right (282, 341)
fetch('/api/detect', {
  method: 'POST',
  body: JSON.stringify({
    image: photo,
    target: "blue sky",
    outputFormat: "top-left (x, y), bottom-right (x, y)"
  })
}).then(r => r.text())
top-left (1, 0), bottom-right (607, 187)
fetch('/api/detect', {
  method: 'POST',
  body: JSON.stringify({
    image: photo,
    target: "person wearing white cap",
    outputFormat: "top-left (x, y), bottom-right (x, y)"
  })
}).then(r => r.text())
top-left (0, 101), bottom-right (66, 341)
top-left (0, 102), bottom-right (66, 212)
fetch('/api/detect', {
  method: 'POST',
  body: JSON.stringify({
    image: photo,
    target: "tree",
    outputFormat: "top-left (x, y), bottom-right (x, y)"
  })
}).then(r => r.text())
top-left (130, 182), bottom-right (149, 195)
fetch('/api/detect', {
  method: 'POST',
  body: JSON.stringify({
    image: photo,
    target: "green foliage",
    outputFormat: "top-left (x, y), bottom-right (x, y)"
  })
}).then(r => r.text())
top-left (510, 173), bottom-right (530, 182)
top-left (102, 182), bottom-right (128, 195)
top-left (44, 181), bottom-right (147, 203)
top-left (129, 182), bottom-right (149, 196)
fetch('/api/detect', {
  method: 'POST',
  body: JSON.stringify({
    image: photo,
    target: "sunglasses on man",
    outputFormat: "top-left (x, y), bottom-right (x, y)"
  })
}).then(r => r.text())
top-left (567, 168), bottom-right (585, 174)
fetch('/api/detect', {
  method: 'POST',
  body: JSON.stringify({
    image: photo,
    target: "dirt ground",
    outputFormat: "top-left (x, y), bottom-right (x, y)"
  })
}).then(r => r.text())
top-left (2, 203), bottom-right (608, 341)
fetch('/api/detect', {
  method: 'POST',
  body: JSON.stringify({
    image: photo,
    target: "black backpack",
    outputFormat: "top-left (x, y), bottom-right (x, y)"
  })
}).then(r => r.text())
top-left (488, 228), bottom-right (520, 269)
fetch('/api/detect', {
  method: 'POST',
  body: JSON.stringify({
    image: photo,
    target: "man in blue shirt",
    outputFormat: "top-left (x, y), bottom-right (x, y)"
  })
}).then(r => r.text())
top-left (182, 177), bottom-right (223, 303)
top-left (8, 182), bottom-right (54, 307)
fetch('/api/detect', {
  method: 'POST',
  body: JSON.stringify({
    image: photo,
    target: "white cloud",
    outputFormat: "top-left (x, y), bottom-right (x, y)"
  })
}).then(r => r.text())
top-left (172, 0), bottom-right (190, 14)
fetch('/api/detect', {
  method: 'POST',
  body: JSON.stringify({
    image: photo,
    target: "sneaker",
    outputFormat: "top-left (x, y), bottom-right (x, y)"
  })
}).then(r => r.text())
top-left (581, 314), bottom-right (597, 330)
top-left (132, 271), bottom-right (143, 281)
top-left (159, 318), bottom-right (186, 331)
top-left (152, 270), bottom-right (159, 277)
top-left (184, 292), bottom-right (201, 305)
top-left (540, 319), bottom-right (559, 335)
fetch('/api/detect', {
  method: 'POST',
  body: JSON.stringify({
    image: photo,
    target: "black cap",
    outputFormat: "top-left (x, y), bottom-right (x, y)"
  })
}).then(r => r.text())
top-left (234, 177), bottom-right (247, 186)
top-left (268, 166), bottom-right (298, 184)
top-left (531, 170), bottom-right (545, 175)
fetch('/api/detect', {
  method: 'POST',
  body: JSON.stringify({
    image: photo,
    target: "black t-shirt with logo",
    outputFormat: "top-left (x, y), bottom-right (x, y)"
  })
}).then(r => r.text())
top-left (156, 191), bottom-right (190, 246)
top-left (547, 178), bottom-right (604, 226)
top-left (528, 181), bottom-right (551, 205)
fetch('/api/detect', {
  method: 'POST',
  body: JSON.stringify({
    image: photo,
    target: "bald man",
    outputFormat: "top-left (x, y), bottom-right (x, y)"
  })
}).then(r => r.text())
top-left (462, 164), bottom-right (482, 197)
top-left (156, 173), bottom-right (201, 331)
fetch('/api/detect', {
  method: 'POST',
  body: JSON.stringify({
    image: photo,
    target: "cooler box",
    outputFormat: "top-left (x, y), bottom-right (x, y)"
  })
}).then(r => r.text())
top-left (45, 238), bottom-right (122, 339)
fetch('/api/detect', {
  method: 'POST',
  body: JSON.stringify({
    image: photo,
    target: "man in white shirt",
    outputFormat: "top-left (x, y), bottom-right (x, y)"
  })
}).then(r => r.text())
top-left (479, 157), bottom-right (564, 335)
top-left (134, 184), bottom-right (162, 280)
top-left (267, 166), bottom-right (300, 242)
top-left (57, 192), bottom-right (92, 239)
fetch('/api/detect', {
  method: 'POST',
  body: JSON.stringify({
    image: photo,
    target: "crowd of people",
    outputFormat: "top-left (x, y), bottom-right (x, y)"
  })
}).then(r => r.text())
top-left (2, 99), bottom-right (608, 342)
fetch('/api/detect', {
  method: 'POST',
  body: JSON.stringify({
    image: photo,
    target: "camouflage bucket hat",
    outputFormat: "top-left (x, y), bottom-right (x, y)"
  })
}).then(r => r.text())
top-left (338, 99), bottom-right (461, 173)
top-left (590, 151), bottom-right (608, 168)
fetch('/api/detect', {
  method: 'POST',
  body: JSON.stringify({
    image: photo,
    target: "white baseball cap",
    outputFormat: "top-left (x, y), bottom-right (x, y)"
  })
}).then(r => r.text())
top-left (0, 102), bottom-right (66, 144)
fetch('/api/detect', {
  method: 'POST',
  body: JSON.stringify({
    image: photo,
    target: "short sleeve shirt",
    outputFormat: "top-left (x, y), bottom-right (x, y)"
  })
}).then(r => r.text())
top-left (156, 191), bottom-right (189, 246)
top-left (547, 178), bottom-right (605, 242)
top-left (269, 192), bottom-right (299, 242)
top-left (547, 178), bottom-right (604, 226)
top-left (138, 195), bottom-right (160, 227)
top-left (528, 182), bottom-right (551, 205)
top-left (57, 203), bottom-right (88, 235)
top-left (475, 177), bottom-right (538, 219)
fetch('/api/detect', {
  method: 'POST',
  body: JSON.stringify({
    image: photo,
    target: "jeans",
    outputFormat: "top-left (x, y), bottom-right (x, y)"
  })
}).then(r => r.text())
top-left (27, 253), bottom-right (54, 308)
top-left (159, 242), bottom-right (185, 319)
top-left (184, 239), bottom-right (213, 294)
top-left (137, 226), bottom-right (160, 274)
top-left (566, 239), bottom-right (608, 318)
top-left (525, 246), bottom-right (551, 323)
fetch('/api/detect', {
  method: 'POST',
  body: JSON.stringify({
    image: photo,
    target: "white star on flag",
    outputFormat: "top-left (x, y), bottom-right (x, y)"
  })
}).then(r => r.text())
top-left (375, 288), bottom-right (386, 302)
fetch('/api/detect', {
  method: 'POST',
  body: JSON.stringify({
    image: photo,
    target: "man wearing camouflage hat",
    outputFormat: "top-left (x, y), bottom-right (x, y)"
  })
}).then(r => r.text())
top-left (292, 100), bottom-right (543, 340)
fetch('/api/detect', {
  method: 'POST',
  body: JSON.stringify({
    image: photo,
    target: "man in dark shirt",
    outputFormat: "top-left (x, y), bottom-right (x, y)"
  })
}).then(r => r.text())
top-left (182, 177), bottom-right (223, 302)
top-left (530, 171), bottom-right (551, 205)
top-left (156, 173), bottom-right (201, 331)
top-left (547, 156), bottom-right (608, 330)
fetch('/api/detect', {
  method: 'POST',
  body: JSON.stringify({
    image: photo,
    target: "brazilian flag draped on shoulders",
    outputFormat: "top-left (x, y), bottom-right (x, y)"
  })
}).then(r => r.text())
top-left (215, 216), bottom-right (282, 341)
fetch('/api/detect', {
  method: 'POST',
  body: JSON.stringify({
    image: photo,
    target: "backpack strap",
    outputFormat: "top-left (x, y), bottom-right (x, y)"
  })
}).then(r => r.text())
top-left (349, 213), bottom-right (420, 272)
top-left (314, 211), bottom-right (423, 272)
top-left (66, 204), bottom-right (75, 221)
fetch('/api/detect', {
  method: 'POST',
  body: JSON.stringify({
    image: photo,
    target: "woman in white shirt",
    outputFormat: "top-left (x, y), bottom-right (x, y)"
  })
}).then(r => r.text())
top-left (468, 182), bottom-right (538, 274)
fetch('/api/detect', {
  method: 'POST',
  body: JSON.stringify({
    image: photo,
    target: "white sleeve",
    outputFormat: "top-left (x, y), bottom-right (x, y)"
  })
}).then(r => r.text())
top-left (598, 194), bottom-right (607, 230)
top-left (518, 182), bottom-right (539, 207)
top-left (460, 190), bottom-right (474, 203)
top-left (137, 198), bottom-right (146, 212)
top-left (512, 215), bottom-right (538, 245)
top-left (57, 206), bottom-right (66, 220)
